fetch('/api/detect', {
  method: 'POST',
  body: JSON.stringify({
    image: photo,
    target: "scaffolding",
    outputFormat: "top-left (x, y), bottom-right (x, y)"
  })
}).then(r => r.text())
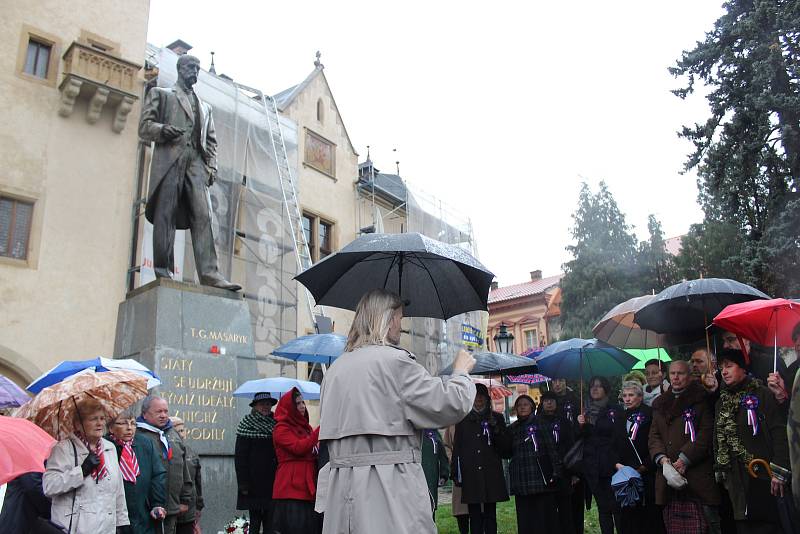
top-left (355, 163), bottom-right (488, 374)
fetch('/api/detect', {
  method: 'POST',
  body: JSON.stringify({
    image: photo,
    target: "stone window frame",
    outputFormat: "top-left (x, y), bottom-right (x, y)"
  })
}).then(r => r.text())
top-left (15, 24), bottom-right (61, 88)
top-left (523, 327), bottom-right (539, 350)
top-left (0, 185), bottom-right (45, 269)
top-left (301, 210), bottom-right (336, 263)
top-left (316, 97), bottom-right (325, 124)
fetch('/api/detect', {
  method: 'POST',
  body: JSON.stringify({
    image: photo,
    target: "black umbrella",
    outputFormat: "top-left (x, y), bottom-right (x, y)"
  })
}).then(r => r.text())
top-left (634, 278), bottom-right (770, 337)
top-left (295, 233), bottom-right (494, 319)
top-left (440, 352), bottom-right (539, 376)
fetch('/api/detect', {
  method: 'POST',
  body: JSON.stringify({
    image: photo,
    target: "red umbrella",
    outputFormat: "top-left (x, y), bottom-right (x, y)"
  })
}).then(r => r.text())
top-left (713, 298), bottom-right (800, 372)
top-left (0, 416), bottom-right (56, 485)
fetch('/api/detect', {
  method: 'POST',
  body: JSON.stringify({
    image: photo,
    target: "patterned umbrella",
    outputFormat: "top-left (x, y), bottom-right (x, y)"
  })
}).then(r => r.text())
top-left (506, 373), bottom-right (551, 386)
top-left (471, 377), bottom-right (513, 400)
top-left (0, 416), bottom-right (56, 484)
top-left (14, 369), bottom-right (148, 439)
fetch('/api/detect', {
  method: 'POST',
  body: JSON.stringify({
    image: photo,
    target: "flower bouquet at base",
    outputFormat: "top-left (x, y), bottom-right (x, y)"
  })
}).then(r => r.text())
top-left (218, 516), bottom-right (249, 534)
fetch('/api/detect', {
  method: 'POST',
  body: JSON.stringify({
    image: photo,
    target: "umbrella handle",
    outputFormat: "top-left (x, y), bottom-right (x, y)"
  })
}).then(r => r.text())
top-left (747, 458), bottom-right (773, 479)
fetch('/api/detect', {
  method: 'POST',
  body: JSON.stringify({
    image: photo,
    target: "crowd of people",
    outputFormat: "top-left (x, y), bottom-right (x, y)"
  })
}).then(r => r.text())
top-left (2, 290), bottom-right (798, 534)
top-left (436, 323), bottom-right (800, 534)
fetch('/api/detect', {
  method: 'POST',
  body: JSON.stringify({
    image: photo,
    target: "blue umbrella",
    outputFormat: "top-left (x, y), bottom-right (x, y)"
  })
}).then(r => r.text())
top-left (536, 338), bottom-right (638, 381)
top-left (27, 357), bottom-right (161, 393)
top-left (272, 334), bottom-right (346, 365)
top-left (612, 466), bottom-right (644, 507)
top-left (0, 376), bottom-right (31, 408)
top-left (233, 377), bottom-right (321, 401)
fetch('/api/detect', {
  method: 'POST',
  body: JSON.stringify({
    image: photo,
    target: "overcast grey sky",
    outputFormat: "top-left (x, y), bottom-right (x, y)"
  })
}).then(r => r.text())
top-left (147, 1), bottom-right (724, 286)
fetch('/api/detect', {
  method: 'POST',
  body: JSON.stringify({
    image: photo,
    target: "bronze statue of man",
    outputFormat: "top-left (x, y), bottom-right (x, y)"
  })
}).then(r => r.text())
top-left (139, 54), bottom-right (240, 291)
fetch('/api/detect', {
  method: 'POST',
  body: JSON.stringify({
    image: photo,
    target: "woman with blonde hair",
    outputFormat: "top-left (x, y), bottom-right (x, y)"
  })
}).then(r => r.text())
top-left (43, 398), bottom-right (130, 533)
top-left (316, 288), bottom-right (477, 534)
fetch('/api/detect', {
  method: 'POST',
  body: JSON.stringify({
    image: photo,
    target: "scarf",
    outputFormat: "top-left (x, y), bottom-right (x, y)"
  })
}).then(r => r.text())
top-left (136, 417), bottom-right (173, 460)
top-left (77, 433), bottom-right (108, 482)
top-left (236, 409), bottom-right (277, 439)
top-left (113, 437), bottom-right (140, 483)
top-left (586, 396), bottom-right (609, 425)
top-left (715, 378), bottom-right (761, 470)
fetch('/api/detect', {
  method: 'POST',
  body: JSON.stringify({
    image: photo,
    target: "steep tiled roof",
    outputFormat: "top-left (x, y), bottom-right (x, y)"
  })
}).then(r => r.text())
top-left (488, 274), bottom-right (563, 304)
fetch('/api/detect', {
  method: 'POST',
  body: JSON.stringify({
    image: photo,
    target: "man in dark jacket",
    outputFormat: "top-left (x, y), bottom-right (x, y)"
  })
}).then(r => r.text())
top-left (538, 390), bottom-right (577, 534)
top-left (714, 348), bottom-right (792, 534)
top-left (0, 472), bottom-right (51, 534)
top-left (136, 395), bottom-right (193, 534)
top-left (452, 383), bottom-right (510, 534)
top-left (108, 410), bottom-right (167, 534)
top-left (649, 360), bottom-right (720, 533)
top-left (234, 392), bottom-right (278, 534)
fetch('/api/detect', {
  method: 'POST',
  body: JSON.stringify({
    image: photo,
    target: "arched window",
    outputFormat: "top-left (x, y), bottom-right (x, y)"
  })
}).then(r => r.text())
top-left (316, 98), bottom-right (324, 123)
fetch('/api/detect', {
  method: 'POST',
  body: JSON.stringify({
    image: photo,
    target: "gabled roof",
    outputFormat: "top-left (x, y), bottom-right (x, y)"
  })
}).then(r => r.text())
top-left (488, 274), bottom-right (563, 305)
top-left (273, 66), bottom-right (357, 156)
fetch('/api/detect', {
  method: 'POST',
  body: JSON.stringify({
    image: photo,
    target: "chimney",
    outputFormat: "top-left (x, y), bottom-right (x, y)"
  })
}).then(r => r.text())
top-left (166, 39), bottom-right (193, 55)
top-left (490, 281), bottom-right (499, 290)
top-left (530, 270), bottom-right (542, 281)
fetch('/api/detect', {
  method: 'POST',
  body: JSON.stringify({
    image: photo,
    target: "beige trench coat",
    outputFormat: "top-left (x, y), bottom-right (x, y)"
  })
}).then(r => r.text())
top-left (316, 345), bottom-right (475, 534)
top-left (43, 435), bottom-right (129, 533)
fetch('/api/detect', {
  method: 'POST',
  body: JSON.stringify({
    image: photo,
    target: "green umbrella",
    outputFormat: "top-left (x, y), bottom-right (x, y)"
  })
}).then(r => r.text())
top-left (625, 348), bottom-right (672, 370)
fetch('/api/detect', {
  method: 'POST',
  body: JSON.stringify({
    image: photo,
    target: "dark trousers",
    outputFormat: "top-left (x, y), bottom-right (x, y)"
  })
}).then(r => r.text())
top-left (250, 507), bottom-right (272, 534)
top-left (456, 515), bottom-right (470, 534)
top-left (586, 476), bottom-right (620, 534)
top-left (468, 502), bottom-right (497, 534)
top-left (515, 493), bottom-right (559, 534)
top-left (619, 505), bottom-right (664, 534)
top-left (152, 148), bottom-right (220, 281)
top-left (571, 479), bottom-right (586, 534)
top-left (556, 488), bottom-right (576, 534)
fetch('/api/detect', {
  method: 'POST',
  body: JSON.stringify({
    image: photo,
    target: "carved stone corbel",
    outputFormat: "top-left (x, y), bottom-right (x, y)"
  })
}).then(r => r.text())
top-left (112, 96), bottom-right (136, 133)
top-left (58, 77), bottom-right (83, 117)
top-left (87, 86), bottom-right (109, 124)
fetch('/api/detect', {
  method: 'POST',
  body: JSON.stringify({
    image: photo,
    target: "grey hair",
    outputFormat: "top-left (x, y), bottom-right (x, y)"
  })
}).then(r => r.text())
top-left (141, 394), bottom-right (164, 416)
top-left (621, 380), bottom-right (643, 397)
top-left (108, 408), bottom-right (136, 430)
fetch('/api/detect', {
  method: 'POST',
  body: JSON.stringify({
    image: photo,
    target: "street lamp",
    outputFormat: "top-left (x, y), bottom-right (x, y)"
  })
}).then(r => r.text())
top-left (493, 323), bottom-right (515, 354)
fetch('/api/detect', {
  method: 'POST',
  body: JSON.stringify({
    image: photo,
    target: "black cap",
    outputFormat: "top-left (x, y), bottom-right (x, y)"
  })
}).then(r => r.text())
top-left (717, 348), bottom-right (748, 370)
top-left (249, 392), bottom-right (277, 407)
top-left (540, 391), bottom-right (558, 402)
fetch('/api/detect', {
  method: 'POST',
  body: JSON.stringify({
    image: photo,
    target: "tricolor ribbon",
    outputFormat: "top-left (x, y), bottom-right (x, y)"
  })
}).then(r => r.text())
top-left (524, 425), bottom-right (539, 452)
top-left (552, 421), bottom-right (560, 444)
top-left (425, 430), bottom-right (437, 454)
top-left (564, 403), bottom-right (574, 423)
top-left (683, 408), bottom-right (696, 442)
top-left (629, 412), bottom-right (646, 441)
top-left (607, 408), bottom-right (616, 424)
top-left (481, 420), bottom-right (492, 445)
top-left (741, 395), bottom-right (760, 436)
top-left (312, 444), bottom-right (320, 455)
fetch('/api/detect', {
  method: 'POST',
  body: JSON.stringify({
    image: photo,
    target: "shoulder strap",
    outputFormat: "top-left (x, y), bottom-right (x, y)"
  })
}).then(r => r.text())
top-left (68, 440), bottom-right (78, 533)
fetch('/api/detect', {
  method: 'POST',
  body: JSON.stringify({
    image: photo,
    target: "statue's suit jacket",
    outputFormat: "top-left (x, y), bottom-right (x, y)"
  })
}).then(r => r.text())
top-left (139, 84), bottom-right (218, 229)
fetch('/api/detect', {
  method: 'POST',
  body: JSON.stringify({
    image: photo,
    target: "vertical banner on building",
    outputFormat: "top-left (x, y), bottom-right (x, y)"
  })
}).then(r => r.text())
top-left (139, 222), bottom-right (185, 285)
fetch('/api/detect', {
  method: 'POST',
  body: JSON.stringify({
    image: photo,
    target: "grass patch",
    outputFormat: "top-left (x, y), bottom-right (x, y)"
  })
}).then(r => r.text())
top-left (435, 497), bottom-right (600, 533)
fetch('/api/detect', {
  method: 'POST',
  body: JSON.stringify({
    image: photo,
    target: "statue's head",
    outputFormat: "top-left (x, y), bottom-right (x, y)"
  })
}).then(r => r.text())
top-left (176, 54), bottom-right (201, 88)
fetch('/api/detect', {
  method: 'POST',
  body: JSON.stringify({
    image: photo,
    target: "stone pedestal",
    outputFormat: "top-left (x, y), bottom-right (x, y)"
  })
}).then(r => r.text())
top-left (114, 277), bottom-right (257, 532)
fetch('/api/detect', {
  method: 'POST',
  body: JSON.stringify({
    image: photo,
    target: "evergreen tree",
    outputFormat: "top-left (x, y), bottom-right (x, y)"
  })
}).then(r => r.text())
top-left (560, 182), bottom-right (641, 339)
top-left (638, 215), bottom-right (679, 293)
top-left (672, 0), bottom-right (800, 296)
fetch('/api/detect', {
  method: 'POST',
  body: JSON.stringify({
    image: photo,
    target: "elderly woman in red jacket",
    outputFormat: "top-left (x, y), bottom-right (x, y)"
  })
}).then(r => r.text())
top-left (272, 387), bottom-right (321, 534)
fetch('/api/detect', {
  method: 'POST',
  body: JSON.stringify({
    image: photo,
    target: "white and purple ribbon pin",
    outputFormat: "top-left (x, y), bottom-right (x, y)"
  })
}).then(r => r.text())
top-left (552, 422), bottom-right (560, 444)
top-left (741, 395), bottom-right (760, 436)
top-left (425, 430), bottom-right (437, 454)
top-left (564, 403), bottom-right (574, 423)
top-left (481, 420), bottom-right (492, 445)
top-left (683, 408), bottom-right (696, 443)
top-left (607, 408), bottom-right (616, 424)
top-left (525, 425), bottom-right (539, 452)
top-left (629, 412), bottom-right (646, 441)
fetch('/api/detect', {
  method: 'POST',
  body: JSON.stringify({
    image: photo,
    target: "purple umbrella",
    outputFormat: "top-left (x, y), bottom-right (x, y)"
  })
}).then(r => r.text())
top-left (0, 376), bottom-right (31, 408)
top-left (506, 373), bottom-right (551, 386)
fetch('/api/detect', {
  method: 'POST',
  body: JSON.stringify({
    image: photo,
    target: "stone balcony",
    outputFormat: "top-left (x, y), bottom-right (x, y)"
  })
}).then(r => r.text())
top-left (58, 41), bottom-right (142, 133)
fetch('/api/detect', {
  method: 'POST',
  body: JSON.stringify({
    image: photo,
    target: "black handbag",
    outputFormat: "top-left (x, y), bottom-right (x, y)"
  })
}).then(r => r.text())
top-left (563, 437), bottom-right (584, 473)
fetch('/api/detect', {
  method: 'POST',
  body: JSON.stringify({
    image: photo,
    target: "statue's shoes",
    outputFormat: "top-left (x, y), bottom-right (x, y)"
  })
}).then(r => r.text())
top-left (201, 276), bottom-right (242, 292)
